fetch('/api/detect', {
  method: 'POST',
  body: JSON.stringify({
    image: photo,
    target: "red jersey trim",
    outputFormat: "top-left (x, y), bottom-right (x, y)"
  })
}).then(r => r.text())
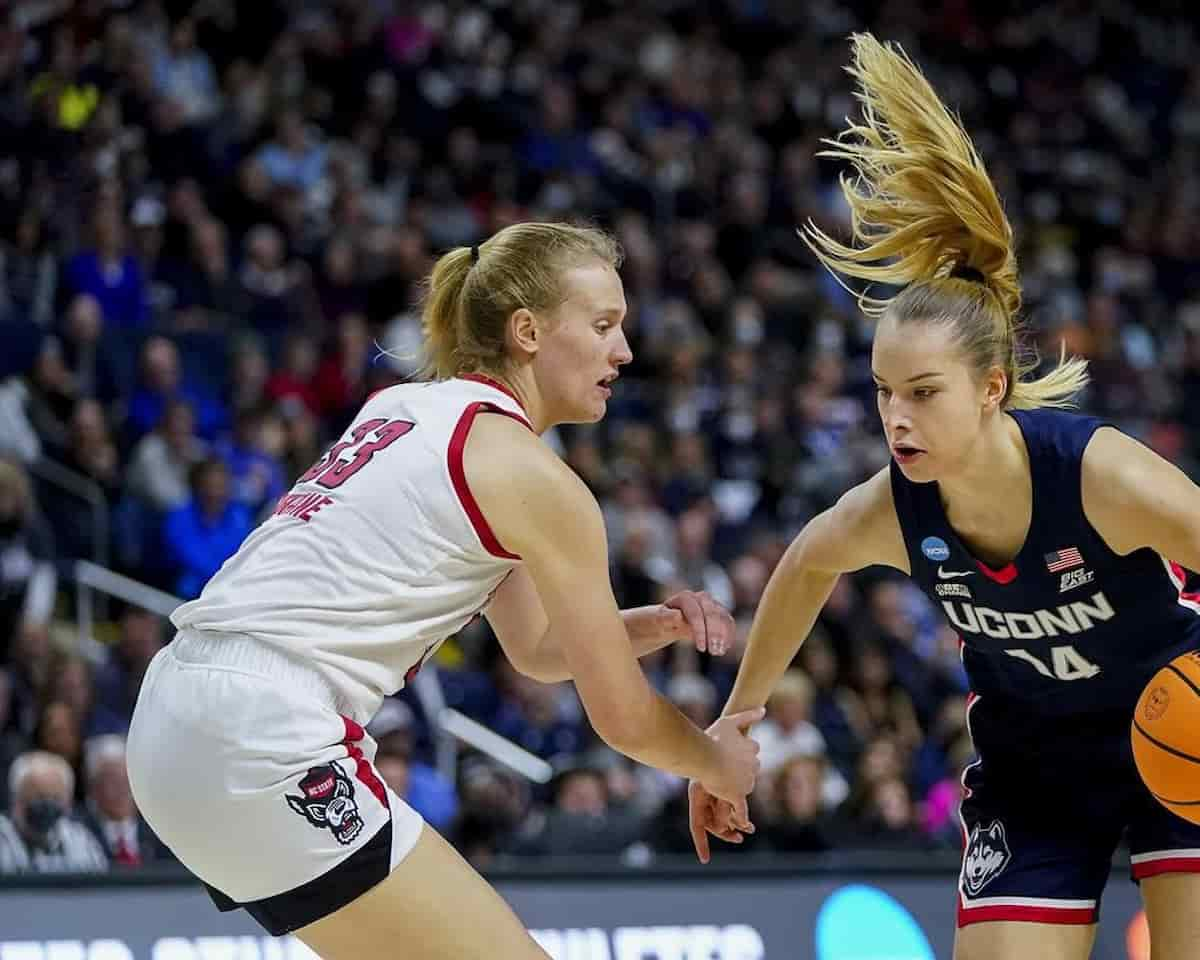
top-left (976, 560), bottom-right (1018, 584)
top-left (458, 373), bottom-right (528, 416)
top-left (448, 401), bottom-right (530, 560)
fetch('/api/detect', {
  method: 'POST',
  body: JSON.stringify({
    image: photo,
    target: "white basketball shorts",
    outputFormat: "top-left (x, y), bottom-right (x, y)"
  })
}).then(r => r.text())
top-left (126, 628), bottom-right (424, 935)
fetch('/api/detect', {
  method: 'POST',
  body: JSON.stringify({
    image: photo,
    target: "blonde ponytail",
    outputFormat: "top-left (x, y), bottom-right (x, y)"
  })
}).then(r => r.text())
top-left (803, 33), bottom-right (1088, 409)
top-left (421, 247), bottom-right (475, 379)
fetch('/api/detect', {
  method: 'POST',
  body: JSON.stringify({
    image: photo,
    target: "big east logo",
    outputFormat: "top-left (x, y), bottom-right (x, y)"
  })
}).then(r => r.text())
top-left (286, 763), bottom-right (364, 845)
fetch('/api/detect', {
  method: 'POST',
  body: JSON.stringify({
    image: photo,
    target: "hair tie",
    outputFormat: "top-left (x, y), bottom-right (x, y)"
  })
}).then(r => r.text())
top-left (950, 263), bottom-right (985, 284)
top-left (470, 245), bottom-right (480, 265)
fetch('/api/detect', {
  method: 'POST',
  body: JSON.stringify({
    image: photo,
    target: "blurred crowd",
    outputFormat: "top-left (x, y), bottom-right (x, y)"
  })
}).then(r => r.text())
top-left (1, 0), bottom-right (1199, 873)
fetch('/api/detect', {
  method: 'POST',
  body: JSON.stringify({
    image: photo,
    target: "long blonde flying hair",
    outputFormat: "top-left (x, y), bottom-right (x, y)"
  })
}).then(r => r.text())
top-left (802, 33), bottom-right (1088, 410)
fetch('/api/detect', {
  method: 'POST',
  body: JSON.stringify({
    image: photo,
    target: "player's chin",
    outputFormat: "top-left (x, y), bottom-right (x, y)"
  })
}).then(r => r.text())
top-left (578, 386), bottom-right (610, 422)
top-left (893, 452), bottom-right (935, 481)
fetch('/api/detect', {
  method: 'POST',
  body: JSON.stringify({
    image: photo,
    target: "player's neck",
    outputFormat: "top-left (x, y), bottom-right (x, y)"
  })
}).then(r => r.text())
top-left (938, 414), bottom-right (1031, 535)
top-left (486, 368), bottom-right (548, 433)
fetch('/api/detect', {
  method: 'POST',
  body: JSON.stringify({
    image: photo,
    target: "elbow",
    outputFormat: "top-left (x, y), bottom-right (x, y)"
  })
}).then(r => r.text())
top-left (594, 717), bottom-right (644, 756)
top-left (511, 658), bottom-right (571, 684)
top-left (590, 696), bottom-right (652, 756)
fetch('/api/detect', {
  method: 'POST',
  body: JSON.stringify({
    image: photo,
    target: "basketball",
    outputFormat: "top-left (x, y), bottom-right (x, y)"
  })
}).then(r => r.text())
top-left (1132, 651), bottom-right (1200, 823)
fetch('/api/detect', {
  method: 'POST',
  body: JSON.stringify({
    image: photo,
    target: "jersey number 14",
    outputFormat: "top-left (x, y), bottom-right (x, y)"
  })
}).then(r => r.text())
top-left (1003, 644), bottom-right (1101, 681)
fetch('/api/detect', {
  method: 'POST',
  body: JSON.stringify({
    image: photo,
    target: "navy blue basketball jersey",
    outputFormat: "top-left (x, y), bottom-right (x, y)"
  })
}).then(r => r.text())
top-left (890, 408), bottom-right (1200, 717)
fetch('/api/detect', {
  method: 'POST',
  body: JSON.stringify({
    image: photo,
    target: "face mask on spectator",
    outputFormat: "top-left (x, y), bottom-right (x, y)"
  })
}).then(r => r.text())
top-left (25, 797), bottom-right (65, 837)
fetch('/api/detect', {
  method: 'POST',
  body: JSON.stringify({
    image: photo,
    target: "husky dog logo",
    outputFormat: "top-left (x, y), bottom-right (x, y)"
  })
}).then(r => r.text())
top-left (286, 764), bottom-right (364, 845)
top-left (962, 820), bottom-right (1012, 896)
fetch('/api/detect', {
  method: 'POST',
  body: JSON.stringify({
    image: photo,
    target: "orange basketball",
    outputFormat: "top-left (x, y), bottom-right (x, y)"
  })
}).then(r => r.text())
top-left (1132, 651), bottom-right (1200, 824)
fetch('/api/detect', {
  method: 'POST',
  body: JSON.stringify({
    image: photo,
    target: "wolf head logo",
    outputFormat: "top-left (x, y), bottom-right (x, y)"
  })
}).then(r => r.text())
top-left (285, 763), bottom-right (364, 845)
top-left (962, 820), bottom-right (1012, 897)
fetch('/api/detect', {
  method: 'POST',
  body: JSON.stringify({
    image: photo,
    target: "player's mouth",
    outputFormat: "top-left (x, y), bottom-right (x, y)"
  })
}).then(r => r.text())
top-left (892, 441), bottom-right (925, 465)
top-left (597, 372), bottom-right (618, 398)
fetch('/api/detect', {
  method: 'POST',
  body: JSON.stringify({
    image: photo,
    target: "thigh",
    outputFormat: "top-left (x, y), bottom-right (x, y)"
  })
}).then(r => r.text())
top-left (1141, 874), bottom-right (1200, 960)
top-left (296, 824), bottom-right (550, 960)
top-left (953, 920), bottom-right (1095, 960)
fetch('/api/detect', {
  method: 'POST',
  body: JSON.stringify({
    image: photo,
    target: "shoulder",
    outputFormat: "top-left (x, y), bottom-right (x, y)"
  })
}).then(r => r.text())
top-left (0, 814), bottom-right (26, 864)
top-left (801, 468), bottom-right (909, 574)
top-left (61, 816), bottom-right (106, 855)
top-left (1016, 407), bottom-right (1106, 461)
top-left (1080, 426), bottom-right (1153, 515)
top-left (1081, 426), bottom-right (1197, 555)
top-left (464, 413), bottom-right (572, 493)
top-left (464, 415), bottom-right (602, 548)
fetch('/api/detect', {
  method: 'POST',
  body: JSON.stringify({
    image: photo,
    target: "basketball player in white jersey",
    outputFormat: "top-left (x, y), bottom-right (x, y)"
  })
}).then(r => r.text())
top-left (125, 221), bottom-right (762, 959)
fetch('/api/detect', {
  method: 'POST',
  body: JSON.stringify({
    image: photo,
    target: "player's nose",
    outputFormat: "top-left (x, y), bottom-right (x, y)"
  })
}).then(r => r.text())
top-left (881, 396), bottom-right (911, 431)
top-left (612, 329), bottom-right (633, 366)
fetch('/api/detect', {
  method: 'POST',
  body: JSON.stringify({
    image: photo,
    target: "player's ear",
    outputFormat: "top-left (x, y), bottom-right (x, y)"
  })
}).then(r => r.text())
top-left (982, 364), bottom-right (1007, 412)
top-left (507, 307), bottom-right (539, 359)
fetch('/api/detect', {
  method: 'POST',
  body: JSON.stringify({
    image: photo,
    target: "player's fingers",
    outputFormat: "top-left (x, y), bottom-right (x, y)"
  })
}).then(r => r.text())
top-left (689, 804), bottom-right (712, 863)
top-left (730, 794), bottom-right (751, 828)
top-left (699, 594), bottom-right (734, 656)
top-left (671, 592), bottom-right (708, 653)
top-left (715, 797), bottom-right (753, 833)
top-left (724, 706), bottom-right (766, 732)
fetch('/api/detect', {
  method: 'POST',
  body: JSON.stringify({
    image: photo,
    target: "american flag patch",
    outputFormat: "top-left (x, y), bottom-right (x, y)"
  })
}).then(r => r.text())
top-left (1045, 547), bottom-right (1083, 572)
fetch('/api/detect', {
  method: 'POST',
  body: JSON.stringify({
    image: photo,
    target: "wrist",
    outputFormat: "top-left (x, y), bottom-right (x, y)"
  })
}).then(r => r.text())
top-left (621, 604), bottom-right (660, 638)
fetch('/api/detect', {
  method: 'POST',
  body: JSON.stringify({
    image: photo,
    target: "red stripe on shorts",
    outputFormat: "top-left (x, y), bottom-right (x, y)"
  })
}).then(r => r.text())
top-left (1132, 856), bottom-right (1200, 879)
top-left (957, 901), bottom-right (1096, 927)
top-left (341, 716), bottom-right (388, 809)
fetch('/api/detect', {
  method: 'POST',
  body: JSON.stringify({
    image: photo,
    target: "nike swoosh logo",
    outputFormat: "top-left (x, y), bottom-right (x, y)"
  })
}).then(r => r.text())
top-left (937, 566), bottom-right (974, 579)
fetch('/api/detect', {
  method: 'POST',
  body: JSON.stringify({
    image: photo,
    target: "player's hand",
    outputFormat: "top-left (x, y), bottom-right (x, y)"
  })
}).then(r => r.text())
top-left (688, 779), bottom-right (754, 864)
top-left (660, 590), bottom-right (735, 656)
top-left (700, 707), bottom-right (763, 820)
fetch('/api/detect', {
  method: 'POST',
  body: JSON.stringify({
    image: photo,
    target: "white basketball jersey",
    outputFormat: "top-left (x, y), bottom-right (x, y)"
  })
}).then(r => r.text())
top-left (171, 375), bottom-right (531, 717)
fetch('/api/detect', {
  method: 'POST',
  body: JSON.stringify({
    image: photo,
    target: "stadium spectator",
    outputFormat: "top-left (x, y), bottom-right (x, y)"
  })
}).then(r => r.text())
top-left (80, 735), bottom-right (171, 867)
top-left (0, 750), bottom-right (107, 873)
top-left (161, 458), bottom-right (252, 599)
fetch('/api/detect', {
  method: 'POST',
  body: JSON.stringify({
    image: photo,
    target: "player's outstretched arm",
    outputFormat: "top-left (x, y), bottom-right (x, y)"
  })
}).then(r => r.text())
top-left (690, 467), bottom-right (909, 862)
top-left (723, 467), bottom-right (909, 716)
top-left (465, 413), bottom-right (761, 810)
top-left (1082, 427), bottom-right (1200, 567)
top-left (486, 567), bottom-right (731, 683)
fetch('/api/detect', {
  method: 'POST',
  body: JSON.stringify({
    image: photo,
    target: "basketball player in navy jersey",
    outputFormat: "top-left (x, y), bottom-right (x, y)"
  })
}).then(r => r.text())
top-left (689, 34), bottom-right (1200, 960)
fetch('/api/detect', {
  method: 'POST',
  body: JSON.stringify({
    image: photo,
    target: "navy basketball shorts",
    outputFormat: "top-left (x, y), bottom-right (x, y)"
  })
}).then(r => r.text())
top-left (126, 629), bottom-right (424, 936)
top-left (956, 693), bottom-right (1200, 927)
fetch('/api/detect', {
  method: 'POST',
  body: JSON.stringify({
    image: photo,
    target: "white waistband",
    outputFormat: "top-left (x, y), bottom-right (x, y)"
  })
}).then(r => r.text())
top-left (169, 628), bottom-right (359, 718)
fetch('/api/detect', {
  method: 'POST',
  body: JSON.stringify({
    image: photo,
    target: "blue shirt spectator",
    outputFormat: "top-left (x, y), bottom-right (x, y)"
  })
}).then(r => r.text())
top-left (162, 459), bottom-right (252, 599)
top-left (126, 336), bottom-right (228, 443)
top-left (214, 409), bottom-right (287, 515)
top-left (255, 109), bottom-right (327, 192)
top-left (64, 209), bottom-right (148, 329)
